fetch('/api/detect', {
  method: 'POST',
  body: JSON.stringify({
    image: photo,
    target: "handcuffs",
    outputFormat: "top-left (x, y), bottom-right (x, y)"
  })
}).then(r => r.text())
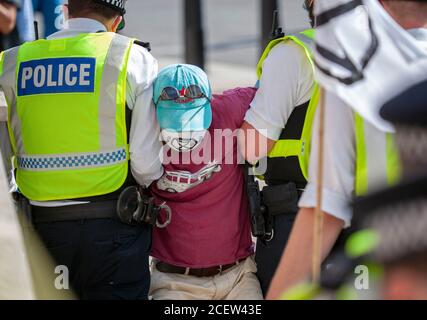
top-left (116, 186), bottom-right (171, 228)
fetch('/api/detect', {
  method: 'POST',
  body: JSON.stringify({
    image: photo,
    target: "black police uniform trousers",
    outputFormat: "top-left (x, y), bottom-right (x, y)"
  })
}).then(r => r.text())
top-left (35, 217), bottom-right (152, 300)
top-left (255, 212), bottom-right (296, 296)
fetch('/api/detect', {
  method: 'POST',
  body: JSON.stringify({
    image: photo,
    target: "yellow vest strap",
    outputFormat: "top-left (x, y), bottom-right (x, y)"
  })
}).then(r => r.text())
top-left (268, 139), bottom-right (301, 158)
top-left (355, 113), bottom-right (401, 196)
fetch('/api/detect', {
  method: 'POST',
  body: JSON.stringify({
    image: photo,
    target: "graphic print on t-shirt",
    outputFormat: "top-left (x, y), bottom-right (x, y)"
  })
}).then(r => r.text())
top-left (156, 161), bottom-right (222, 193)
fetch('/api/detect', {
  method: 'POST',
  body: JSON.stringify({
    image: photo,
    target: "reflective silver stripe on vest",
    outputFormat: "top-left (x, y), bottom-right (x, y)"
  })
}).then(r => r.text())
top-left (292, 32), bottom-right (314, 52)
top-left (1, 47), bottom-right (24, 154)
top-left (363, 120), bottom-right (389, 193)
top-left (98, 34), bottom-right (133, 150)
top-left (16, 147), bottom-right (126, 172)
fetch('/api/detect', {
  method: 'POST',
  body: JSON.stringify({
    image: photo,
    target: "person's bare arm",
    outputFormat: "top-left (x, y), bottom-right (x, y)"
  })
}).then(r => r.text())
top-left (266, 207), bottom-right (344, 300)
top-left (0, 2), bottom-right (17, 35)
top-left (238, 121), bottom-right (275, 163)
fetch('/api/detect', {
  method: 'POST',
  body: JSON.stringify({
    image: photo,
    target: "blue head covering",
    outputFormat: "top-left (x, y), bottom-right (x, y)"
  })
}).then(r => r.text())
top-left (153, 64), bottom-right (212, 132)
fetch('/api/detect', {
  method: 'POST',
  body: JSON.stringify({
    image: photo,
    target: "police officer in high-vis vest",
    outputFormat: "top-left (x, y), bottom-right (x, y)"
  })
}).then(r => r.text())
top-left (0, 0), bottom-right (163, 299)
top-left (239, 0), bottom-right (318, 295)
top-left (267, 0), bottom-right (427, 300)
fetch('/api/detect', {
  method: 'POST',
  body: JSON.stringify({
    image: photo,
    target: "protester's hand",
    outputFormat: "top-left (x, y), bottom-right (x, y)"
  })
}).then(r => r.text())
top-left (0, 1), bottom-right (18, 35)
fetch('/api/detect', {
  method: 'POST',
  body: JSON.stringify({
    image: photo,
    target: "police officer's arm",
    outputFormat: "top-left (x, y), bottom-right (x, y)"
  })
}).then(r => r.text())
top-left (0, 0), bottom-right (18, 34)
top-left (239, 42), bottom-right (314, 163)
top-left (0, 123), bottom-right (14, 188)
top-left (267, 207), bottom-right (344, 299)
top-left (267, 93), bottom-right (355, 299)
top-left (127, 45), bottom-right (164, 187)
top-left (0, 51), bottom-right (14, 188)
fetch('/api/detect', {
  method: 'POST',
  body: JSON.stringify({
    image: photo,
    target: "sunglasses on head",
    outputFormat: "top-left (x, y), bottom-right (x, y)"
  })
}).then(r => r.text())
top-left (156, 85), bottom-right (210, 105)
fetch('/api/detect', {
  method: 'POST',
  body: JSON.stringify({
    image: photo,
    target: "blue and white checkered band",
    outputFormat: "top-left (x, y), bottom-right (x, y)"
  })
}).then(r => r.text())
top-left (17, 148), bottom-right (127, 172)
top-left (106, 0), bottom-right (125, 8)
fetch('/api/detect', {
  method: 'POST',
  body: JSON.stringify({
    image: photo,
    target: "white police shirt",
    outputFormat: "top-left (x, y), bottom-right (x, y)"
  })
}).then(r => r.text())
top-left (299, 28), bottom-right (427, 227)
top-left (2, 18), bottom-right (164, 206)
top-left (244, 40), bottom-right (315, 141)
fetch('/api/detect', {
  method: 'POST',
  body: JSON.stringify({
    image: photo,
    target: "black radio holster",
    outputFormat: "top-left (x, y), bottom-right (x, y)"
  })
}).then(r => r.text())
top-left (261, 182), bottom-right (299, 217)
top-left (244, 161), bottom-right (302, 243)
top-left (244, 164), bottom-right (272, 242)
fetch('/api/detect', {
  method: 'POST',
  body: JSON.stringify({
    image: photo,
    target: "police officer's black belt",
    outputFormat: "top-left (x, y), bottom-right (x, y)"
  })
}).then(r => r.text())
top-left (31, 200), bottom-right (118, 223)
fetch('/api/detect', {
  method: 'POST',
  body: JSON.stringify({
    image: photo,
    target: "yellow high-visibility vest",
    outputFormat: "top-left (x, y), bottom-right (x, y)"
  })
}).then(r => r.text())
top-left (257, 29), bottom-right (401, 193)
top-left (258, 29), bottom-right (318, 186)
top-left (0, 32), bottom-right (135, 201)
top-left (354, 114), bottom-right (401, 196)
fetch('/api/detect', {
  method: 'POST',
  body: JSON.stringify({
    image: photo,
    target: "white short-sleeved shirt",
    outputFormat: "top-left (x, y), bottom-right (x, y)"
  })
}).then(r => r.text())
top-left (299, 28), bottom-right (427, 227)
top-left (0, 18), bottom-right (164, 206)
top-left (299, 92), bottom-right (356, 227)
top-left (244, 40), bottom-right (315, 141)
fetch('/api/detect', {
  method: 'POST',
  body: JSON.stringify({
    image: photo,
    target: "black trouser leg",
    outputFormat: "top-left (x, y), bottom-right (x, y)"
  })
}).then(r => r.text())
top-left (35, 218), bottom-right (151, 300)
top-left (255, 213), bottom-right (296, 296)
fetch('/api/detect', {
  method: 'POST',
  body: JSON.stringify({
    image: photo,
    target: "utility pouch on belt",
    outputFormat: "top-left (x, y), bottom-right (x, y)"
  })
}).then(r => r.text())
top-left (262, 182), bottom-right (299, 216)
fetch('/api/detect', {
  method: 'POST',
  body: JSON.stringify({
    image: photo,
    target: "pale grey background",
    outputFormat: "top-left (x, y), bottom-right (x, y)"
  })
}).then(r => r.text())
top-left (123, 0), bottom-right (311, 68)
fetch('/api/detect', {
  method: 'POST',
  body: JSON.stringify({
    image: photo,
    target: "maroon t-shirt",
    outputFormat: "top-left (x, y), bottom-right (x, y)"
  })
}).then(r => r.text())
top-left (150, 87), bottom-right (257, 268)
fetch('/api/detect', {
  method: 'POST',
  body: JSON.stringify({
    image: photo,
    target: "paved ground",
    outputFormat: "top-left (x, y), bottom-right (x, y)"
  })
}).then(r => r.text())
top-left (123, 0), bottom-right (311, 91)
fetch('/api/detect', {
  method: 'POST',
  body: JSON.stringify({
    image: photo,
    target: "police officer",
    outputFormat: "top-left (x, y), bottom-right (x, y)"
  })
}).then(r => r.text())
top-left (279, 73), bottom-right (427, 301)
top-left (351, 80), bottom-right (427, 298)
top-left (0, 0), bottom-right (163, 299)
top-left (369, 78), bottom-right (427, 300)
top-left (239, 0), bottom-right (318, 295)
top-left (268, 0), bottom-right (427, 299)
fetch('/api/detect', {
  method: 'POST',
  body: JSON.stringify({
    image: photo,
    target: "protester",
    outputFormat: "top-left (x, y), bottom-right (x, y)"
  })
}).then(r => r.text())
top-left (0, 0), bottom-right (20, 51)
top-left (149, 64), bottom-right (263, 300)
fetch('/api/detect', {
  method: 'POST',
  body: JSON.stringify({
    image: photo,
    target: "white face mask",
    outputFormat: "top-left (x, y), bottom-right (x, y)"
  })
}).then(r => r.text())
top-left (161, 130), bottom-right (207, 152)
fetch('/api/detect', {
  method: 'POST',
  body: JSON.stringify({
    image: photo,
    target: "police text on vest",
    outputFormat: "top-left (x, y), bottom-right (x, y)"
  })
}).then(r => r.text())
top-left (18, 57), bottom-right (96, 96)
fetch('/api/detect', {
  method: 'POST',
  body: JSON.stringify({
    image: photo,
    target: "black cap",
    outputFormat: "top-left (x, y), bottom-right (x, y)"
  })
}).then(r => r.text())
top-left (92, 0), bottom-right (127, 30)
top-left (380, 79), bottom-right (427, 126)
top-left (92, 0), bottom-right (127, 15)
